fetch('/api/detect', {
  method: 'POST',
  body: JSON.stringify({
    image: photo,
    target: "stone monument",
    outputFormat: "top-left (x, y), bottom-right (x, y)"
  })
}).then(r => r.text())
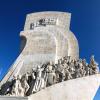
top-left (0, 11), bottom-right (99, 100)
top-left (0, 11), bottom-right (79, 85)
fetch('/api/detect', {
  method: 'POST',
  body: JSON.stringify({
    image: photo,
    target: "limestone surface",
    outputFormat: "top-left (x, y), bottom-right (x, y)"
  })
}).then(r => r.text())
top-left (0, 96), bottom-right (27, 100)
top-left (28, 74), bottom-right (100, 100)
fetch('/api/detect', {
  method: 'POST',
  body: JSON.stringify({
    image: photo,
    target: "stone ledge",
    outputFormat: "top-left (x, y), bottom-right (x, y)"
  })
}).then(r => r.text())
top-left (28, 74), bottom-right (100, 100)
top-left (0, 96), bottom-right (27, 100)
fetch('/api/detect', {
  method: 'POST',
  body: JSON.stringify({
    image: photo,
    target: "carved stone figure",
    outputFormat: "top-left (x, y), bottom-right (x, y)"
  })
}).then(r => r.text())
top-left (63, 60), bottom-right (69, 69)
top-left (90, 55), bottom-right (99, 74)
top-left (32, 65), bottom-right (45, 93)
top-left (82, 59), bottom-right (88, 75)
top-left (65, 69), bottom-right (72, 80)
top-left (46, 62), bottom-right (56, 86)
top-left (79, 60), bottom-right (86, 77)
top-left (67, 56), bottom-right (71, 65)
top-left (69, 60), bottom-right (75, 75)
top-left (26, 69), bottom-right (36, 96)
top-left (57, 60), bottom-right (66, 82)
top-left (11, 75), bottom-right (24, 96)
top-left (88, 65), bottom-right (93, 75)
top-left (0, 55), bottom-right (99, 97)
top-left (75, 62), bottom-right (83, 78)
top-left (25, 72), bottom-right (32, 85)
top-left (62, 62), bottom-right (69, 81)
top-left (21, 74), bottom-right (30, 96)
top-left (0, 80), bottom-right (13, 95)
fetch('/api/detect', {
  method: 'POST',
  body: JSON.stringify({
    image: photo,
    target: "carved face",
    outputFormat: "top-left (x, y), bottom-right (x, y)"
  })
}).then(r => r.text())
top-left (48, 65), bottom-right (53, 71)
top-left (64, 60), bottom-right (67, 63)
top-left (58, 60), bottom-right (62, 64)
top-left (17, 75), bottom-right (21, 80)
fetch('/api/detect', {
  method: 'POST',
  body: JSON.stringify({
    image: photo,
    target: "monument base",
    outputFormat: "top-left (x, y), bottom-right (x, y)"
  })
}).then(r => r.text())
top-left (0, 74), bottom-right (100, 100)
top-left (0, 96), bottom-right (27, 100)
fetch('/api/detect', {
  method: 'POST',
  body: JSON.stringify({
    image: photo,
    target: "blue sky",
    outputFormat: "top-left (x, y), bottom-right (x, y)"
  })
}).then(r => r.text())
top-left (0, 0), bottom-right (100, 99)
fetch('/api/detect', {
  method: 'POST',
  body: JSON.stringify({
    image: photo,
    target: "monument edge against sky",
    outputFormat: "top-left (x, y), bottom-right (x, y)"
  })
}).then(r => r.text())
top-left (0, 11), bottom-right (79, 86)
